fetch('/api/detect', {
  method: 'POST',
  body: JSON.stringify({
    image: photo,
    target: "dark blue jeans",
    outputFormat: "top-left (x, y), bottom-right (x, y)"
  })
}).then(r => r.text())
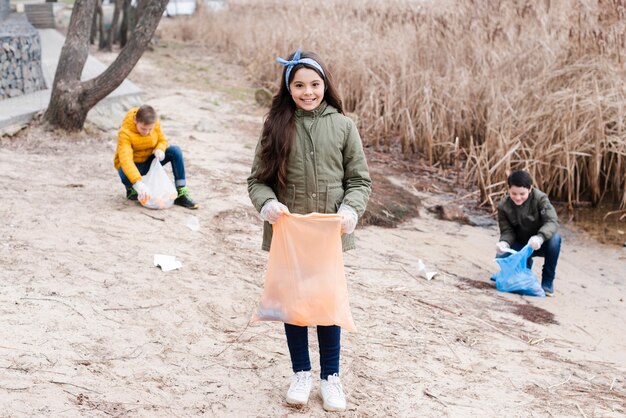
top-left (118, 145), bottom-right (186, 188)
top-left (284, 323), bottom-right (340, 380)
top-left (497, 233), bottom-right (562, 286)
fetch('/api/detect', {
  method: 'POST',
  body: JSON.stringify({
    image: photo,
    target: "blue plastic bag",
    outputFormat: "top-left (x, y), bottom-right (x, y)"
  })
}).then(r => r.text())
top-left (493, 244), bottom-right (545, 297)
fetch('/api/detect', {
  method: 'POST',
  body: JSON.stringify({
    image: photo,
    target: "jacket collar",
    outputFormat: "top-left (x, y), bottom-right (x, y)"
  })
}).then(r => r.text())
top-left (295, 101), bottom-right (329, 119)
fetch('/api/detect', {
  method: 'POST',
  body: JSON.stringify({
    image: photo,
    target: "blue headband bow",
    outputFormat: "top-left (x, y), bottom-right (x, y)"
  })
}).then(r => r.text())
top-left (276, 48), bottom-right (326, 91)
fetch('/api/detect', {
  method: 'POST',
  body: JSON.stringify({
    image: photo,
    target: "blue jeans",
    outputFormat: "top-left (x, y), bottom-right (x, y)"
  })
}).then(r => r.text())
top-left (497, 233), bottom-right (562, 286)
top-left (118, 145), bottom-right (186, 188)
top-left (284, 323), bottom-right (340, 380)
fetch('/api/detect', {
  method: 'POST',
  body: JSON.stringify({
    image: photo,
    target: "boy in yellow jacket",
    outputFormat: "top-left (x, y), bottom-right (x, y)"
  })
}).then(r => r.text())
top-left (113, 105), bottom-right (198, 209)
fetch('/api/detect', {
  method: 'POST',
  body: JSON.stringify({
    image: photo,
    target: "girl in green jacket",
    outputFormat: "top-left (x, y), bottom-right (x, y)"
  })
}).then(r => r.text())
top-left (247, 49), bottom-right (371, 412)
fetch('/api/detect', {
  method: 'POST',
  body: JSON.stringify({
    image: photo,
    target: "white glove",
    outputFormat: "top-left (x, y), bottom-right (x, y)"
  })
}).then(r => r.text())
top-left (260, 199), bottom-right (289, 224)
top-left (132, 180), bottom-right (150, 203)
top-left (528, 235), bottom-right (544, 251)
top-left (338, 203), bottom-right (358, 234)
top-left (154, 149), bottom-right (165, 161)
top-left (496, 241), bottom-right (510, 254)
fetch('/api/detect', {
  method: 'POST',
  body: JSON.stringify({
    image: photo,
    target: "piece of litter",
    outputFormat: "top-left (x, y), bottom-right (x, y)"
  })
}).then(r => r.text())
top-left (153, 254), bottom-right (182, 272)
top-left (186, 216), bottom-right (200, 231)
top-left (416, 259), bottom-right (438, 280)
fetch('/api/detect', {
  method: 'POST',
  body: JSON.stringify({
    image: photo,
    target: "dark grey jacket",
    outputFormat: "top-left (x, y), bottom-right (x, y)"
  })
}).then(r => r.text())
top-left (497, 188), bottom-right (559, 245)
top-left (248, 102), bottom-right (372, 251)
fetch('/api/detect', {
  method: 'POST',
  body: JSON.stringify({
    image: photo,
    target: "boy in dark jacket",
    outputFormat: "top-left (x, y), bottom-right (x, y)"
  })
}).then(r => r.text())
top-left (496, 170), bottom-right (561, 296)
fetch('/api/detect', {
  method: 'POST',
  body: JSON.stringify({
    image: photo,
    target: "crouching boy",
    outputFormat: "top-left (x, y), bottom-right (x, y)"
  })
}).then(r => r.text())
top-left (496, 170), bottom-right (561, 296)
top-left (113, 105), bottom-right (198, 209)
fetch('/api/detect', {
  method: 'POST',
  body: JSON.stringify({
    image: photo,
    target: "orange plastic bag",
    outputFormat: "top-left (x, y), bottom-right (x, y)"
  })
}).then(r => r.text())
top-left (252, 212), bottom-right (357, 331)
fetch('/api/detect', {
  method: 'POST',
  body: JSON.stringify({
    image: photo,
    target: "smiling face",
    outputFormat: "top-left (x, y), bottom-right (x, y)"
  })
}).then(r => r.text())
top-left (289, 67), bottom-right (325, 111)
top-left (509, 185), bottom-right (531, 206)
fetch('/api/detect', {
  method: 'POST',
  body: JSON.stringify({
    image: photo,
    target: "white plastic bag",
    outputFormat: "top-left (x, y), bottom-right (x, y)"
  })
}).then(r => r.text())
top-left (141, 159), bottom-right (177, 209)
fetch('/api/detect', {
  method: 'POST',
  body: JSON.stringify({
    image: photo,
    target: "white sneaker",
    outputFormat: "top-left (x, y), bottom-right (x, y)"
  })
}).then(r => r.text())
top-left (286, 371), bottom-right (313, 405)
top-left (320, 374), bottom-right (346, 412)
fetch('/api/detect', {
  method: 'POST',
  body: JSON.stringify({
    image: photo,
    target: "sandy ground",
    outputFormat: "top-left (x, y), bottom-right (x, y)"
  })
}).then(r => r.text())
top-left (1, 43), bottom-right (625, 418)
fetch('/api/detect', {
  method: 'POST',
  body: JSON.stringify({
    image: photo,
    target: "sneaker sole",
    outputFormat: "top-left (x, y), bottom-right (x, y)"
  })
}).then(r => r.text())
top-left (174, 202), bottom-right (199, 210)
top-left (320, 393), bottom-right (346, 412)
top-left (322, 402), bottom-right (346, 412)
top-left (286, 396), bottom-right (309, 406)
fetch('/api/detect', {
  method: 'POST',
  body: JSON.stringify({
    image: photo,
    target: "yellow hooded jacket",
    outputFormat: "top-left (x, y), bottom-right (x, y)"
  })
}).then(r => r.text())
top-left (113, 107), bottom-right (168, 184)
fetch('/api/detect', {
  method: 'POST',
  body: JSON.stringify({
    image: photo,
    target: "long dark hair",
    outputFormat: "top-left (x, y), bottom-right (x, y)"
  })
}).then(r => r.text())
top-left (257, 50), bottom-right (344, 195)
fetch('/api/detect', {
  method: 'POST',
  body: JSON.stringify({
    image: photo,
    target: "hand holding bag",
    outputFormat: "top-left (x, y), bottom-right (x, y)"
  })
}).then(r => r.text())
top-left (493, 244), bottom-right (545, 297)
top-left (252, 212), bottom-right (357, 331)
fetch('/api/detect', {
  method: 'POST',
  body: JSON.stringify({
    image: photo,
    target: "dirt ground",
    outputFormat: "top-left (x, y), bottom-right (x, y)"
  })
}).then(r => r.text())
top-left (1, 41), bottom-right (625, 417)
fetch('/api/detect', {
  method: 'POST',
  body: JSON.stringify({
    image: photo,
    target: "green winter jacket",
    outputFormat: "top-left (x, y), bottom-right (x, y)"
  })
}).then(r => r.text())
top-left (497, 188), bottom-right (559, 245)
top-left (247, 101), bottom-right (372, 251)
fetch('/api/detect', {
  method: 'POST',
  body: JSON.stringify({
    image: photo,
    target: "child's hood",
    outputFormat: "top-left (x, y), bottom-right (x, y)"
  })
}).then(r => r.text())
top-left (120, 107), bottom-right (140, 134)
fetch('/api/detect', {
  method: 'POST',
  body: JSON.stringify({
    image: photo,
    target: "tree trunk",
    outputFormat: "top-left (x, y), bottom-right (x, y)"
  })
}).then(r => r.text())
top-left (89, 0), bottom-right (98, 45)
top-left (106, 0), bottom-right (124, 51)
top-left (96, 0), bottom-right (106, 50)
top-left (119, 0), bottom-right (132, 48)
top-left (137, 0), bottom-right (148, 19)
top-left (44, 0), bottom-right (169, 131)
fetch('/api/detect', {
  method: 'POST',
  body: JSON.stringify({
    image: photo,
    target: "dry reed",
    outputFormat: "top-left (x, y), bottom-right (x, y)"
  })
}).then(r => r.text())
top-left (159, 0), bottom-right (626, 209)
